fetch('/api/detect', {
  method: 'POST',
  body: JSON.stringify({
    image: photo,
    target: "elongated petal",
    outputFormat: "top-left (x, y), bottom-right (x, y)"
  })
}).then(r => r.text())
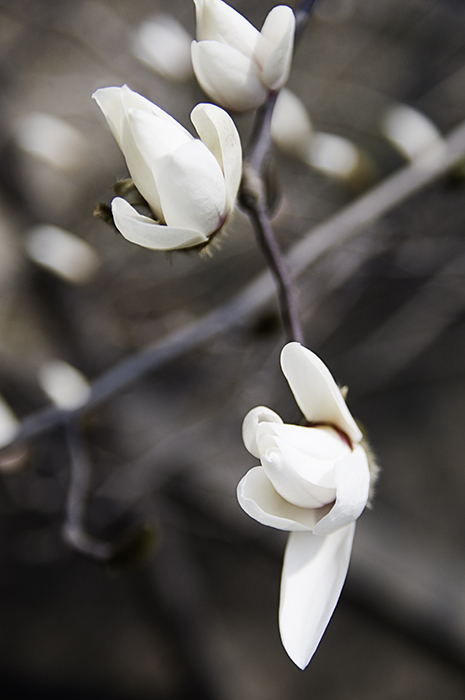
top-left (281, 343), bottom-right (363, 444)
top-left (127, 108), bottom-right (193, 214)
top-left (119, 84), bottom-right (192, 132)
top-left (194, 0), bottom-right (260, 58)
top-left (242, 406), bottom-right (283, 458)
top-left (190, 103), bottom-right (242, 210)
top-left (111, 197), bottom-right (208, 250)
top-left (154, 139), bottom-right (226, 234)
top-left (93, 84), bottom-right (187, 149)
top-left (92, 87), bottom-right (125, 149)
top-left (237, 467), bottom-right (330, 531)
top-left (259, 5), bottom-right (295, 90)
top-left (313, 445), bottom-right (370, 536)
top-left (279, 524), bottom-right (355, 669)
top-left (192, 41), bottom-right (267, 112)
top-left (129, 109), bottom-right (192, 163)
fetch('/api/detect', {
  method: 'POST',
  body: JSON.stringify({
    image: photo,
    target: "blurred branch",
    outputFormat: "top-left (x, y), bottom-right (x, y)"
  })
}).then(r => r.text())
top-left (63, 418), bottom-right (115, 560)
top-left (339, 248), bottom-right (465, 393)
top-left (5, 118), bottom-right (465, 450)
top-left (294, 0), bottom-right (319, 40)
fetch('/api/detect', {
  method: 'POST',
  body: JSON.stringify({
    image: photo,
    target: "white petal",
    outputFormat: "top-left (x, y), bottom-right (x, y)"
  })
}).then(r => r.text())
top-left (127, 108), bottom-right (192, 215)
top-left (191, 41), bottom-right (267, 112)
top-left (313, 445), bottom-right (370, 536)
top-left (280, 343), bottom-right (363, 444)
top-left (242, 406), bottom-right (283, 458)
top-left (92, 87), bottom-right (125, 149)
top-left (263, 423), bottom-right (350, 476)
top-left (154, 139), bottom-right (226, 234)
top-left (194, 0), bottom-right (260, 58)
top-left (129, 108), bottom-right (192, 161)
top-left (279, 524), bottom-right (355, 669)
top-left (257, 431), bottom-right (337, 509)
top-left (111, 198), bottom-right (208, 250)
top-left (237, 467), bottom-right (330, 531)
top-left (119, 84), bottom-right (191, 131)
top-left (93, 85), bottom-right (184, 148)
top-left (259, 5), bottom-right (295, 90)
top-left (190, 103), bottom-right (242, 211)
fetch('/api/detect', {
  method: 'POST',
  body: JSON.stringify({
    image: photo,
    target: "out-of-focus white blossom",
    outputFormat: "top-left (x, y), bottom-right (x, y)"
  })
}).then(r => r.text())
top-left (93, 85), bottom-right (242, 251)
top-left (381, 104), bottom-right (445, 168)
top-left (0, 395), bottom-right (19, 449)
top-left (309, 132), bottom-right (360, 177)
top-left (132, 14), bottom-right (193, 82)
top-left (237, 343), bottom-right (372, 669)
top-left (191, 0), bottom-right (295, 112)
top-left (38, 360), bottom-right (91, 410)
top-left (25, 224), bottom-right (99, 284)
top-left (15, 112), bottom-right (88, 171)
top-left (271, 90), bottom-right (365, 180)
top-left (271, 89), bottom-right (313, 160)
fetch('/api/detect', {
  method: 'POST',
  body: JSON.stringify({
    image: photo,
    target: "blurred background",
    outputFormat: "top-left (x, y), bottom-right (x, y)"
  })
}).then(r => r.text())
top-left (1, 0), bottom-right (465, 697)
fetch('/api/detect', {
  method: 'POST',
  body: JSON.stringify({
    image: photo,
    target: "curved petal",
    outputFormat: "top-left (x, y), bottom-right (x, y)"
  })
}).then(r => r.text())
top-left (262, 423), bottom-right (350, 478)
top-left (111, 197), bottom-right (208, 250)
top-left (258, 433), bottom-right (337, 509)
top-left (93, 85), bottom-right (189, 148)
top-left (194, 0), bottom-right (260, 58)
top-left (120, 84), bottom-right (192, 133)
top-left (280, 343), bottom-right (363, 444)
top-left (259, 6), bottom-right (295, 90)
top-left (92, 87), bottom-right (125, 149)
top-left (279, 523), bottom-right (355, 669)
top-left (190, 103), bottom-right (242, 211)
top-left (237, 467), bottom-right (330, 531)
top-left (313, 444), bottom-right (370, 536)
top-left (154, 139), bottom-right (226, 234)
top-left (242, 406), bottom-right (283, 458)
top-left (191, 41), bottom-right (267, 112)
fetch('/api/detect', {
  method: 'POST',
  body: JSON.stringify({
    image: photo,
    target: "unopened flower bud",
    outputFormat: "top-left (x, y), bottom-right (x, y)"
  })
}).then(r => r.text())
top-left (192, 0), bottom-right (295, 112)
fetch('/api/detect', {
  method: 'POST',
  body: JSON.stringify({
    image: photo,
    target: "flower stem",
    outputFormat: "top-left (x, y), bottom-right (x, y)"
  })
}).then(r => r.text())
top-left (240, 93), bottom-right (304, 343)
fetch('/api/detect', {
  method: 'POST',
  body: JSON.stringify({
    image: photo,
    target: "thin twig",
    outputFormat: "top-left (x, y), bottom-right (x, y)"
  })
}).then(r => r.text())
top-left (4, 118), bottom-right (465, 450)
top-left (240, 93), bottom-right (304, 342)
top-left (63, 418), bottom-right (114, 560)
top-left (245, 195), bottom-right (304, 342)
top-left (238, 0), bottom-right (319, 341)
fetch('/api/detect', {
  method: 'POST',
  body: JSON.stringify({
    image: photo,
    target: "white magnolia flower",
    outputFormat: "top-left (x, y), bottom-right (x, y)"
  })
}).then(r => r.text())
top-left (92, 85), bottom-right (242, 250)
top-left (191, 0), bottom-right (295, 112)
top-left (237, 342), bottom-right (371, 669)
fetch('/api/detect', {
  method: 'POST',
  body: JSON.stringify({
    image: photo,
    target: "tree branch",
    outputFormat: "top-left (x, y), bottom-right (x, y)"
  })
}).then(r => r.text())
top-left (240, 93), bottom-right (304, 342)
top-left (4, 117), bottom-right (465, 450)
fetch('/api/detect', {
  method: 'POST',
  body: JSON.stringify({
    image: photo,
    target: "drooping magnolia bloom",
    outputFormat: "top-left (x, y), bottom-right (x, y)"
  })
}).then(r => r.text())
top-left (191, 0), bottom-right (295, 112)
top-left (237, 342), bottom-right (372, 669)
top-left (92, 85), bottom-right (242, 250)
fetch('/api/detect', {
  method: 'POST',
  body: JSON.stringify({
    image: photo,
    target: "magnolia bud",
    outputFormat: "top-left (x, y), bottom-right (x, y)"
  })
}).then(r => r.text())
top-left (93, 85), bottom-right (242, 251)
top-left (192, 0), bottom-right (295, 112)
